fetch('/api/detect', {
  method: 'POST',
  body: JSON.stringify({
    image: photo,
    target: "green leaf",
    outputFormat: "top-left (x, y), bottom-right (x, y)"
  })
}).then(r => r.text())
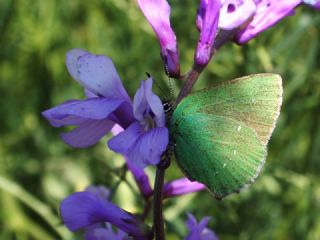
top-left (170, 74), bottom-right (282, 199)
top-left (0, 175), bottom-right (71, 239)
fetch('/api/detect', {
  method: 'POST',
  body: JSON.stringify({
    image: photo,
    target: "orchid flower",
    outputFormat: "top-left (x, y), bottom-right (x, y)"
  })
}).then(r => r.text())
top-left (42, 49), bottom-right (169, 169)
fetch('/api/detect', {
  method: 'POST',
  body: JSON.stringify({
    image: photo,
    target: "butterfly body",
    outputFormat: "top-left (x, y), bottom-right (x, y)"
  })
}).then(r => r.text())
top-left (170, 74), bottom-right (282, 199)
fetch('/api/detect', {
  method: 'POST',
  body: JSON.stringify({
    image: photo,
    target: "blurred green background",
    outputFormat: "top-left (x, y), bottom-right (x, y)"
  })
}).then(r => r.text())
top-left (1, 0), bottom-right (320, 239)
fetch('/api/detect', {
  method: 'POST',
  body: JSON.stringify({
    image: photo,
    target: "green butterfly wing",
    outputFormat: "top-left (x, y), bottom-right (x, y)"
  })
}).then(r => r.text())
top-left (170, 74), bottom-right (282, 199)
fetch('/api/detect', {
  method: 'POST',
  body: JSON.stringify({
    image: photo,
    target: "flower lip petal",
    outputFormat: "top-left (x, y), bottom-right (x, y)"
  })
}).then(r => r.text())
top-left (219, 0), bottom-right (257, 30)
top-left (42, 97), bottom-right (124, 122)
top-left (108, 122), bottom-right (142, 155)
top-left (128, 127), bottom-right (169, 168)
top-left (111, 125), bottom-right (153, 198)
top-left (61, 119), bottom-right (114, 148)
top-left (75, 52), bottom-right (131, 101)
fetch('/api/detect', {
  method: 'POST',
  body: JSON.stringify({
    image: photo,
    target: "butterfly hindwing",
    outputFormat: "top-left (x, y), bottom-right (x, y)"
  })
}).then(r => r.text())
top-left (170, 74), bottom-right (282, 199)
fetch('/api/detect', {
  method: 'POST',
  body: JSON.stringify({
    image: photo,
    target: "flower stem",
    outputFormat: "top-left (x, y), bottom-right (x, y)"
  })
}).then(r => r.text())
top-left (153, 167), bottom-right (165, 240)
top-left (153, 152), bottom-right (171, 240)
top-left (176, 66), bottom-right (203, 104)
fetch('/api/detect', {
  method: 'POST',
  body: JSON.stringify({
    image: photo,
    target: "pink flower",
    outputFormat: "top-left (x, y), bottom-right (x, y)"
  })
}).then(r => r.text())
top-left (194, 0), bottom-right (221, 67)
top-left (235, 0), bottom-right (302, 44)
top-left (137, 0), bottom-right (180, 77)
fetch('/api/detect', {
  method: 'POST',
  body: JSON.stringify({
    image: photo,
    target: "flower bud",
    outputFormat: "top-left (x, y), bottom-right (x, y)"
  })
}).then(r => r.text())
top-left (137, 0), bottom-right (180, 77)
top-left (194, 0), bottom-right (221, 68)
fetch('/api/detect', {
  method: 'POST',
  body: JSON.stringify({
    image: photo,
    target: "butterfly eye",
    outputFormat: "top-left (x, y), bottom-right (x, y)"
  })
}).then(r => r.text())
top-left (162, 100), bottom-right (174, 114)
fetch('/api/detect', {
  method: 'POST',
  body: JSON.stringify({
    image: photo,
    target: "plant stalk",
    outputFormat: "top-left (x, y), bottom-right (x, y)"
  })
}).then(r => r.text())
top-left (153, 166), bottom-right (166, 240)
top-left (176, 67), bottom-right (203, 104)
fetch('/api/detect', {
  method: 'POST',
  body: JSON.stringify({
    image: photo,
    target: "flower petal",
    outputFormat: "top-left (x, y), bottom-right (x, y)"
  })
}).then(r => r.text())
top-left (194, 0), bottom-right (221, 67)
top-left (85, 224), bottom-right (128, 240)
top-left (163, 178), bottom-right (205, 198)
top-left (133, 78), bottom-right (165, 127)
top-left (66, 49), bottom-right (90, 81)
top-left (127, 160), bottom-right (153, 197)
top-left (185, 214), bottom-right (218, 240)
top-left (85, 186), bottom-right (110, 200)
top-left (128, 127), bottom-right (169, 168)
top-left (219, 0), bottom-right (257, 30)
top-left (303, 0), bottom-right (320, 9)
top-left (60, 191), bottom-right (150, 237)
top-left (61, 119), bottom-right (114, 148)
top-left (137, 0), bottom-right (180, 77)
top-left (111, 125), bottom-right (153, 198)
top-left (42, 97), bottom-right (124, 123)
top-left (85, 89), bottom-right (98, 98)
top-left (108, 122), bottom-right (142, 155)
top-left (235, 0), bottom-right (302, 44)
top-left (70, 50), bottom-right (130, 101)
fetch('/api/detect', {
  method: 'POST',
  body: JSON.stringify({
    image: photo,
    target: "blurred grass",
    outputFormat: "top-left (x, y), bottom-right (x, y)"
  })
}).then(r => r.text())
top-left (0, 0), bottom-right (320, 239)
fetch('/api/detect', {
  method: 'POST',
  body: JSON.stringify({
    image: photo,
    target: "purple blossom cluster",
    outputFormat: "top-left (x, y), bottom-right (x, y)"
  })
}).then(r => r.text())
top-left (42, 0), bottom-right (319, 239)
top-left (137, 0), bottom-right (319, 72)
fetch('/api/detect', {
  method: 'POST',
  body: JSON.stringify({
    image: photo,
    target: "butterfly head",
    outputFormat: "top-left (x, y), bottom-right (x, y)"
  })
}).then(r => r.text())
top-left (162, 99), bottom-right (175, 114)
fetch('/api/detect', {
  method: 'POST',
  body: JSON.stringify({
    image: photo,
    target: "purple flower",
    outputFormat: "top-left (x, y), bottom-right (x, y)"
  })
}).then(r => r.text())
top-left (60, 186), bottom-right (151, 239)
top-left (108, 79), bottom-right (168, 168)
top-left (194, 0), bottom-right (221, 68)
top-left (218, 0), bottom-right (257, 30)
top-left (137, 0), bottom-right (180, 77)
top-left (84, 223), bottom-right (128, 240)
top-left (42, 49), bottom-right (168, 168)
top-left (303, 0), bottom-right (320, 9)
top-left (185, 214), bottom-right (218, 240)
top-left (111, 125), bottom-right (153, 197)
top-left (235, 0), bottom-right (302, 44)
top-left (163, 178), bottom-right (205, 198)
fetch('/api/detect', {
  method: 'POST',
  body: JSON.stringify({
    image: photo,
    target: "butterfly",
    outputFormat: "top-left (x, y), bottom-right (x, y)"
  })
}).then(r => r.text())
top-left (169, 74), bottom-right (283, 199)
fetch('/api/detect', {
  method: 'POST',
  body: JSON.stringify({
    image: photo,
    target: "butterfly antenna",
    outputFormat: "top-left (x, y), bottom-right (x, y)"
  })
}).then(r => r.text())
top-left (145, 72), bottom-right (170, 100)
top-left (164, 64), bottom-right (174, 100)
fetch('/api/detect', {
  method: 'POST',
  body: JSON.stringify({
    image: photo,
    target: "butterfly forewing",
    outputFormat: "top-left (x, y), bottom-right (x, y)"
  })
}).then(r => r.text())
top-left (171, 74), bottom-right (282, 199)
